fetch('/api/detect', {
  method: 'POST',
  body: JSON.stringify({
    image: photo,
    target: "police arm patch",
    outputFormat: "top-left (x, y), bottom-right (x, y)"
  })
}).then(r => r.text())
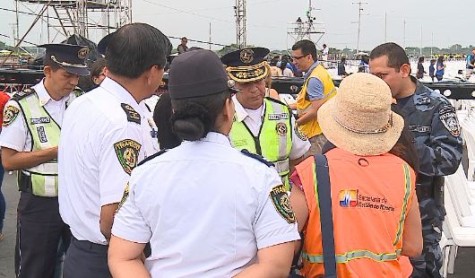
top-left (3, 105), bottom-right (20, 126)
top-left (439, 106), bottom-right (461, 137)
top-left (114, 139), bottom-right (142, 175)
top-left (270, 184), bottom-right (296, 224)
top-left (116, 182), bottom-right (130, 213)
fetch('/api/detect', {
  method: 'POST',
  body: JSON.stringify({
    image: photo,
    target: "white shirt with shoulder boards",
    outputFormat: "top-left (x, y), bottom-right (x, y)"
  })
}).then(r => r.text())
top-left (232, 96), bottom-right (310, 160)
top-left (58, 77), bottom-right (159, 245)
top-left (0, 80), bottom-right (69, 152)
top-left (112, 132), bottom-right (300, 277)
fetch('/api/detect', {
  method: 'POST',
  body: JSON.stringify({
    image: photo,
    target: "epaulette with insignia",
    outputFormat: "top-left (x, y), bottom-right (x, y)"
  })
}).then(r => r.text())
top-left (240, 149), bottom-right (274, 167)
top-left (137, 149), bottom-right (167, 167)
top-left (265, 96), bottom-right (288, 107)
top-left (121, 103), bottom-right (141, 124)
top-left (12, 88), bottom-right (36, 101)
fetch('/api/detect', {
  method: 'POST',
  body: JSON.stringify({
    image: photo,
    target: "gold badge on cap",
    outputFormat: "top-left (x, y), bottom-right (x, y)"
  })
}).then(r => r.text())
top-left (78, 47), bottom-right (89, 59)
top-left (240, 48), bottom-right (254, 64)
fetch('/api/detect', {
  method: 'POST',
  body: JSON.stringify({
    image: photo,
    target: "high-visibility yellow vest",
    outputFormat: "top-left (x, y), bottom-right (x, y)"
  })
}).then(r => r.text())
top-left (296, 64), bottom-right (337, 138)
top-left (229, 98), bottom-right (292, 188)
top-left (15, 87), bottom-right (82, 197)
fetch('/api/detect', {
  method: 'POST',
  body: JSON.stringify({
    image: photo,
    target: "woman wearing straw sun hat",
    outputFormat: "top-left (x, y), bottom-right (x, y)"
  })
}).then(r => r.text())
top-left (289, 73), bottom-right (423, 277)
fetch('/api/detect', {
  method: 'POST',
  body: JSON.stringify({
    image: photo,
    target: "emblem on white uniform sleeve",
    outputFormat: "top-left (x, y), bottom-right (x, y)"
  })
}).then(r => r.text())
top-left (294, 125), bottom-right (307, 141)
top-left (276, 122), bottom-right (288, 136)
top-left (3, 105), bottom-right (20, 126)
top-left (114, 139), bottom-right (142, 175)
top-left (270, 184), bottom-right (296, 224)
top-left (439, 106), bottom-right (460, 137)
top-left (116, 182), bottom-right (130, 212)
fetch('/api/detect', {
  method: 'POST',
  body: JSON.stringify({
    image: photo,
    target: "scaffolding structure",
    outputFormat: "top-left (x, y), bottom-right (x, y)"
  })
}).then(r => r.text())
top-left (234, 0), bottom-right (246, 49)
top-left (287, 0), bottom-right (325, 45)
top-left (16, 0), bottom-right (132, 41)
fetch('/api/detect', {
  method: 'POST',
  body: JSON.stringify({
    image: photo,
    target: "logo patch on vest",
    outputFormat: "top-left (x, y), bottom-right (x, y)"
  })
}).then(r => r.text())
top-left (294, 126), bottom-right (307, 141)
top-left (276, 122), bottom-right (288, 136)
top-left (37, 126), bottom-right (48, 143)
top-left (268, 113), bottom-right (289, 121)
top-left (3, 105), bottom-right (20, 126)
top-left (114, 139), bottom-right (142, 175)
top-left (439, 106), bottom-right (460, 137)
top-left (121, 103), bottom-right (141, 125)
top-left (30, 117), bottom-right (51, 125)
top-left (339, 189), bottom-right (358, 207)
top-left (116, 182), bottom-right (130, 213)
top-left (270, 184), bottom-right (295, 224)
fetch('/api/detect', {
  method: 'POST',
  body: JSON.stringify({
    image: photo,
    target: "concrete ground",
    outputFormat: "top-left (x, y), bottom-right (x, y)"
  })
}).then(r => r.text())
top-left (0, 172), bottom-right (474, 277)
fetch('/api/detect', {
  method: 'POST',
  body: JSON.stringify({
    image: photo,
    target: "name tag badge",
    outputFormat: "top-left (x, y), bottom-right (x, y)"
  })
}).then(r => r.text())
top-left (268, 113), bottom-right (289, 121)
top-left (30, 117), bottom-right (50, 125)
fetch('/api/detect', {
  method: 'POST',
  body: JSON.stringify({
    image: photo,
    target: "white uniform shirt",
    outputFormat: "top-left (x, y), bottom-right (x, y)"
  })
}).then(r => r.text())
top-left (0, 80), bottom-right (69, 152)
top-left (112, 132), bottom-right (299, 277)
top-left (232, 96), bottom-right (310, 160)
top-left (58, 77), bottom-right (159, 245)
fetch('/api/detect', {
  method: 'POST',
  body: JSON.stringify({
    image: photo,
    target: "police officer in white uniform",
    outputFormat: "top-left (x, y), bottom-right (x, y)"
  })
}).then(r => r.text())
top-left (58, 23), bottom-right (171, 278)
top-left (0, 43), bottom-right (89, 278)
top-left (109, 49), bottom-right (300, 277)
top-left (221, 47), bottom-right (310, 189)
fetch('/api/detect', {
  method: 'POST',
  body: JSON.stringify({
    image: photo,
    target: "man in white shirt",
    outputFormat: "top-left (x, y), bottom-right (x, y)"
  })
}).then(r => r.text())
top-left (58, 23), bottom-right (171, 278)
top-left (221, 47), bottom-right (310, 190)
top-left (0, 43), bottom-right (89, 278)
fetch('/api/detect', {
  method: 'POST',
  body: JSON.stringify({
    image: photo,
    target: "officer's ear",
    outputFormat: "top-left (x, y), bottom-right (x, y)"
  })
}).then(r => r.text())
top-left (399, 64), bottom-right (411, 78)
top-left (43, 65), bottom-right (52, 78)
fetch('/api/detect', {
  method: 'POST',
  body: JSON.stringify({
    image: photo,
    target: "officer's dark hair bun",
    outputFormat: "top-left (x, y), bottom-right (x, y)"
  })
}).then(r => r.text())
top-left (170, 90), bottom-right (230, 141)
top-left (171, 102), bottom-right (212, 141)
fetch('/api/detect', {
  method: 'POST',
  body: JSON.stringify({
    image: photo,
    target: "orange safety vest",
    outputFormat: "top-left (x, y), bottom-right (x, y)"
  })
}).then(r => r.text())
top-left (295, 148), bottom-right (416, 278)
top-left (296, 64), bottom-right (336, 138)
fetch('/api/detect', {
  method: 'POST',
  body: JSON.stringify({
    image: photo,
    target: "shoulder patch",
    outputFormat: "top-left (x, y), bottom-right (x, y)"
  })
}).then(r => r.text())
top-left (3, 105), bottom-right (20, 126)
top-left (137, 149), bottom-right (167, 167)
top-left (270, 184), bottom-right (296, 224)
top-left (294, 125), bottom-right (308, 141)
top-left (439, 106), bottom-right (460, 137)
top-left (73, 87), bottom-right (84, 97)
top-left (116, 182), bottom-right (130, 213)
top-left (114, 139), bottom-right (142, 175)
top-left (240, 149), bottom-right (274, 167)
top-left (121, 103), bottom-right (141, 124)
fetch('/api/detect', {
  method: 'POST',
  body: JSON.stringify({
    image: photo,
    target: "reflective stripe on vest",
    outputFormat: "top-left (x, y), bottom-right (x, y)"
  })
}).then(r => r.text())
top-left (394, 163), bottom-right (412, 245)
top-left (18, 92), bottom-right (61, 197)
top-left (301, 248), bottom-right (402, 264)
top-left (296, 64), bottom-right (336, 138)
top-left (229, 98), bottom-right (292, 184)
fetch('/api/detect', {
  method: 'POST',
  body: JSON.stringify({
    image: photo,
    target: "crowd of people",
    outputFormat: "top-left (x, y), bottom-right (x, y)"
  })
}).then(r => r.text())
top-left (0, 22), bottom-right (464, 278)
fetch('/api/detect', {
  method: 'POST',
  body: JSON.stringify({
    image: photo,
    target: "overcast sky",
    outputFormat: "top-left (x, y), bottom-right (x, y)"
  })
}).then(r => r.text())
top-left (0, 0), bottom-right (472, 51)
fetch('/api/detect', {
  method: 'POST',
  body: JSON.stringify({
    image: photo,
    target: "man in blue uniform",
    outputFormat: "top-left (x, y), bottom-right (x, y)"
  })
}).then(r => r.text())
top-left (369, 42), bottom-right (463, 278)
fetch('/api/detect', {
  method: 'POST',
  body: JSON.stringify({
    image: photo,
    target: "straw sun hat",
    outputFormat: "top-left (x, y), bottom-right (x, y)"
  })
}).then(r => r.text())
top-left (318, 73), bottom-right (404, 156)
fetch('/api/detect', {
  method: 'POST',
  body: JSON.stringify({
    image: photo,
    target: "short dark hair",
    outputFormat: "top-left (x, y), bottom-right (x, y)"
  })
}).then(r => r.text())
top-left (106, 23), bottom-right (171, 78)
top-left (171, 90), bottom-right (230, 141)
top-left (90, 58), bottom-right (106, 79)
top-left (292, 40), bottom-right (317, 61)
top-left (153, 92), bottom-right (182, 149)
top-left (369, 42), bottom-right (409, 71)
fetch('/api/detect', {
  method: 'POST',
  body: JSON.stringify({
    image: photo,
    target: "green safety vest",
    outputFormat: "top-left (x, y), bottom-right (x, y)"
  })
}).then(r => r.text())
top-left (229, 98), bottom-right (292, 188)
top-left (15, 88), bottom-right (82, 197)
